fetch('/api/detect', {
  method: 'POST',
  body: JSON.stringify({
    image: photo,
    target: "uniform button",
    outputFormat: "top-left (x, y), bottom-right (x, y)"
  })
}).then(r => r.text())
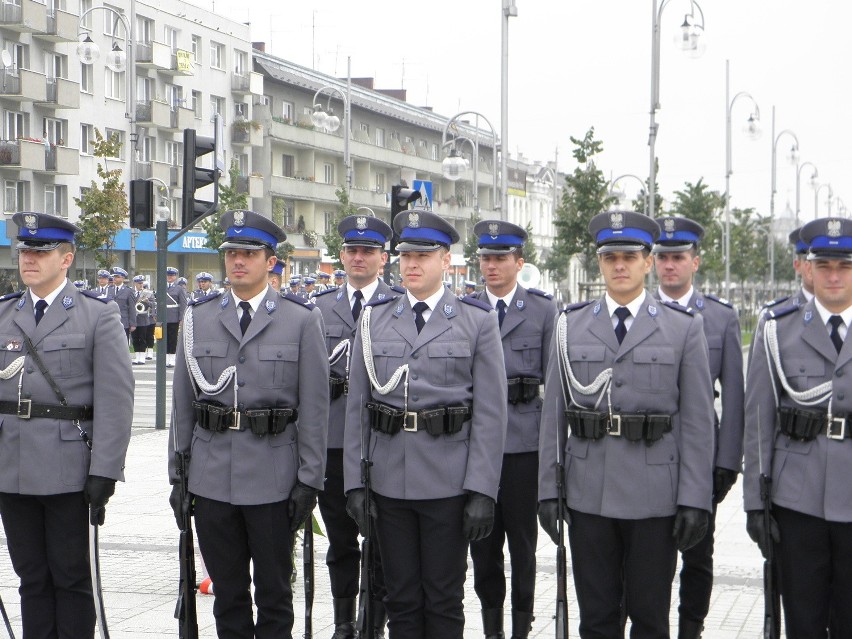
top-left (383, 348), bottom-right (388, 354)
top-left (838, 370), bottom-right (844, 377)
top-left (238, 403), bottom-right (245, 410)
top-left (839, 393), bottom-right (845, 401)
top-left (615, 380), bottom-right (623, 387)
top-left (411, 373), bottom-right (418, 380)
top-left (239, 356), bottom-right (245, 363)
top-left (205, 349), bottom-right (211, 354)
top-left (411, 395), bottom-right (419, 402)
top-left (613, 405), bottom-right (620, 412)
top-left (448, 349), bottom-right (453, 355)
top-left (277, 351), bottom-right (283, 358)
top-left (616, 357), bottom-right (623, 363)
top-left (581, 354), bottom-right (587, 359)
top-left (799, 366), bottom-right (806, 373)
top-left (238, 380), bottom-right (245, 387)
top-left (26, 368), bottom-right (33, 374)
top-left (61, 342), bottom-right (67, 347)
top-left (22, 392), bottom-right (30, 399)
top-left (412, 353), bottom-right (419, 359)
top-left (669, 455), bottom-right (674, 461)
top-left (652, 355), bottom-right (658, 362)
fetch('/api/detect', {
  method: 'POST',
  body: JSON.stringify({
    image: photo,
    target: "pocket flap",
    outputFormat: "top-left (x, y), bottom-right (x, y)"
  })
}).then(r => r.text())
top-left (633, 346), bottom-right (675, 364)
top-left (259, 344), bottom-right (299, 362)
top-left (706, 334), bottom-right (723, 350)
top-left (371, 341), bottom-right (406, 358)
top-left (192, 341), bottom-right (229, 358)
top-left (325, 325), bottom-right (344, 338)
top-left (568, 344), bottom-right (606, 362)
top-left (427, 341), bottom-right (471, 358)
top-left (645, 437), bottom-right (678, 464)
top-left (43, 333), bottom-right (86, 352)
top-left (565, 436), bottom-right (590, 458)
top-left (786, 358), bottom-right (824, 377)
top-left (511, 336), bottom-right (538, 351)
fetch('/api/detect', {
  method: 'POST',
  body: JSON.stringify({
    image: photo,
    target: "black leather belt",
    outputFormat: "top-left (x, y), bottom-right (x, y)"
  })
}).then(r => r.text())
top-left (193, 400), bottom-right (297, 437)
top-left (329, 374), bottom-right (348, 400)
top-left (564, 409), bottom-right (671, 443)
top-left (0, 400), bottom-right (92, 421)
top-left (778, 406), bottom-right (852, 441)
top-left (507, 377), bottom-right (541, 404)
top-left (366, 401), bottom-right (470, 436)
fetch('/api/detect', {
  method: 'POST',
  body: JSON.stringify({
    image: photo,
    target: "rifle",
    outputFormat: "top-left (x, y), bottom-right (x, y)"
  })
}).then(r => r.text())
top-left (355, 398), bottom-right (375, 639)
top-left (303, 518), bottom-right (314, 639)
top-left (758, 406), bottom-right (780, 639)
top-left (173, 451), bottom-right (199, 639)
top-left (0, 593), bottom-right (13, 639)
top-left (554, 419), bottom-right (570, 639)
top-left (89, 513), bottom-right (110, 639)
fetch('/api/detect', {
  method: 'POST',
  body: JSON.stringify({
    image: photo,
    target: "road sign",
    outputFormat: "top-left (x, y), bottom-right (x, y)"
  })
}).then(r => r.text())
top-left (412, 180), bottom-right (432, 210)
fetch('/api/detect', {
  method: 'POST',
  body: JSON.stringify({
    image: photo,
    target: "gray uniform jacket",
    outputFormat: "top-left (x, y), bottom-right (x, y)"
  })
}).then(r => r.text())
top-left (343, 289), bottom-right (508, 501)
top-left (744, 300), bottom-right (852, 521)
top-left (112, 284), bottom-right (135, 330)
top-left (470, 286), bottom-right (558, 453)
top-left (168, 288), bottom-right (329, 505)
top-left (166, 282), bottom-right (187, 324)
top-left (0, 282), bottom-right (133, 494)
top-left (313, 280), bottom-right (399, 449)
top-left (656, 290), bottom-right (744, 471)
top-left (133, 289), bottom-right (154, 327)
top-left (539, 292), bottom-right (715, 517)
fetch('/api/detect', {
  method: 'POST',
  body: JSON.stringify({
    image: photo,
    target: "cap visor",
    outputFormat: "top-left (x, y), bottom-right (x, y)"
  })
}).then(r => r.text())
top-left (477, 246), bottom-right (518, 255)
top-left (219, 240), bottom-right (269, 251)
top-left (396, 240), bottom-right (444, 253)
top-left (651, 242), bottom-right (695, 254)
top-left (807, 251), bottom-right (852, 262)
top-left (596, 243), bottom-right (648, 254)
top-left (342, 239), bottom-right (385, 248)
top-left (16, 240), bottom-right (60, 251)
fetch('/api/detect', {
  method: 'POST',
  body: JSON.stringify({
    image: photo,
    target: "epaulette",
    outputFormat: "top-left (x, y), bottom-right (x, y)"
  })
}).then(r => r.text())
top-left (662, 301), bottom-right (695, 316)
top-left (188, 290), bottom-right (222, 306)
top-left (365, 295), bottom-right (399, 308)
top-left (528, 287), bottom-right (553, 300)
top-left (390, 285), bottom-right (406, 294)
top-left (762, 295), bottom-right (790, 309)
top-left (461, 296), bottom-right (493, 312)
top-left (282, 292), bottom-right (315, 310)
top-left (0, 291), bottom-right (24, 303)
top-left (705, 294), bottom-right (733, 309)
top-left (764, 304), bottom-right (799, 321)
top-left (562, 300), bottom-right (592, 313)
top-left (79, 290), bottom-right (109, 303)
top-left (311, 287), bottom-right (338, 299)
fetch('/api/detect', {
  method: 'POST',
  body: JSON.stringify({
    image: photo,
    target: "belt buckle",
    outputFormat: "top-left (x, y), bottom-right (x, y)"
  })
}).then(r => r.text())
top-left (404, 411), bottom-right (418, 432)
top-left (17, 399), bottom-right (31, 419)
top-left (229, 411), bottom-right (241, 431)
top-left (828, 416), bottom-right (846, 440)
top-left (608, 414), bottom-right (621, 437)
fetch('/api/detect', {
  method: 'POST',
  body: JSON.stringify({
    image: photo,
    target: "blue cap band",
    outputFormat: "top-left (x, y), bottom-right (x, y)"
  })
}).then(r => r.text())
top-left (596, 227), bottom-right (654, 246)
top-left (344, 229), bottom-right (386, 244)
top-left (795, 240), bottom-right (808, 253)
top-left (19, 227), bottom-right (75, 242)
top-left (809, 236), bottom-right (852, 251)
top-left (478, 233), bottom-right (524, 246)
top-left (660, 230), bottom-right (700, 243)
top-left (399, 227), bottom-right (452, 246)
top-left (225, 226), bottom-right (278, 247)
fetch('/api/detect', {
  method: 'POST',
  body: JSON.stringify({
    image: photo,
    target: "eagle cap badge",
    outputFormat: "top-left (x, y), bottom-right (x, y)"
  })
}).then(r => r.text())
top-left (610, 212), bottom-right (624, 229)
top-left (23, 214), bottom-right (37, 229)
top-left (233, 211), bottom-right (246, 226)
top-left (408, 212), bottom-right (420, 228)
top-left (488, 222), bottom-right (500, 236)
top-left (356, 216), bottom-right (367, 230)
top-left (827, 219), bottom-right (842, 238)
top-left (664, 218), bottom-right (675, 233)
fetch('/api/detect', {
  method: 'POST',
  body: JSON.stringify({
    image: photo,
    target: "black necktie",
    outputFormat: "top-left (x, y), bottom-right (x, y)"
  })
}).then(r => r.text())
top-left (413, 301), bottom-right (429, 334)
top-left (34, 299), bottom-right (47, 326)
top-left (238, 301), bottom-right (252, 335)
top-left (614, 306), bottom-right (631, 345)
top-left (352, 289), bottom-right (364, 322)
top-left (829, 315), bottom-right (844, 353)
top-left (496, 299), bottom-right (507, 328)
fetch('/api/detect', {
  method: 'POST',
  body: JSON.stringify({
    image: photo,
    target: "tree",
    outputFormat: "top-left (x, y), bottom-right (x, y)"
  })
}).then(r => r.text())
top-left (321, 187), bottom-right (359, 270)
top-left (462, 210), bottom-right (482, 282)
top-left (544, 128), bottom-right (616, 282)
top-left (201, 160), bottom-right (248, 254)
top-left (666, 179), bottom-right (725, 285)
top-left (75, 129), bottom-right (128, 270)
top-left (523, 220), bottom-right (538, 266)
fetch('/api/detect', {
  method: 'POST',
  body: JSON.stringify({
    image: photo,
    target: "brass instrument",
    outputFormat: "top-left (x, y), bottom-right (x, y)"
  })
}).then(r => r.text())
top-left (135, 289), bottom-right (154, 315)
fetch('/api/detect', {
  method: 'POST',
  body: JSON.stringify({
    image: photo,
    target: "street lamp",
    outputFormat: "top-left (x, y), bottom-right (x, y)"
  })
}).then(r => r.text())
top-left (723, 59), bottom-right (761, 298)
top-left (501, 0), bottom-right (517, 217)
top-left (769, 106), bottom-right (799, 299)
top-left (152, 179), bottom-right (171, 430)
top-left (815, 183), bottom-right (833, 217)
top-left (649, 0), bottom-right (706, 218)
top-left (442, 111), bottom-right (500, 214)
top-left (795, 161), bottom-right (818, 225)
top-left (608, 173), bottom-right (649, 215)
top-left (311, 58), bottom-right (352, 196)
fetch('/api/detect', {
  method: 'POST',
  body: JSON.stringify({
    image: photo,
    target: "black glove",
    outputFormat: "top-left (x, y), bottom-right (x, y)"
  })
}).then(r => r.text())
top-left (713, 467), bottom-right (738, 504)
top-left (288, 482), bottom-right (319, 532)
top-left (746, 510), bottom-right (780, 559)
top-left (84, 475), bottom-right (116, 526)
top-left (463, 492), bottom-right (495, 541)
top-left (673, 506), bottom-right (709, 551)
top-left (345, 488), bottom-right (377, 536)
top-left (538, 499), bottom-right (570, 545)
top-left (169, 484), bottom-right (193, 531)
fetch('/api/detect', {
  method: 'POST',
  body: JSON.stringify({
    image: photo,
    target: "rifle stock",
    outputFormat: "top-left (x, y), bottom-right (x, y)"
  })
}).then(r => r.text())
top-left (760, 474), bottom-right (780, 639)
top-left (355, 457), bottom-right (374, 638)
top-left (174, 451), bottom-right (199, 639)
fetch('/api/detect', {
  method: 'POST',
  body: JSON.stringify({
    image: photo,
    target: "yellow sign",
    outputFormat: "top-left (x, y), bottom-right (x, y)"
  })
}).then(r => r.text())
top-left (176, 50), bottom-right (192, 74)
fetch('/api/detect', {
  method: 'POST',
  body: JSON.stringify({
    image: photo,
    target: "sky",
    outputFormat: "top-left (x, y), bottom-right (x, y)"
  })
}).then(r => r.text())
top-left (200, 0), bottom-right (850, 223)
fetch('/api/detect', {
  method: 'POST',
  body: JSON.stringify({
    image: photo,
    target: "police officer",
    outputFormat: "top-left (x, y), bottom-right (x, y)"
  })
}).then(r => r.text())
top-left (789, 226), bottom-right (815, 305)
top-left (304, 275), bottom-right (317, 299)
top-left (464, 280), bottom-right (477, 296)
top-left (744, 217), bottom-right (852, 638)
top-left (165, 267), bottom-right (187, 368)
top-left (95, 269), bottom-right (111, 297)
top-left (289, 275), bottom-right (303, 297)
top-left (538, 210), bottom-right (714, 638)
top-left (131, 275), bottom-right (155, 365)
top-left (334, 269), bottom-right (347, 288)
top-left (191, 272), bottom-right (215, 301)
top-left (73, 279), bottom-right (86, 290)
top-left (268, 261), bottom-right (285, 291)
top-left (111, 266), bottom-right (136, 340)
top-left (653, 216), bottom-right (745, 639)
top-left (313, 214), bottom-right (399, 638)
top-left (344, 210), bottom-right (507, 638)
top-left (318, 271), bottom-right (333, 291)
top-left (168, 210), bottom-right (329, 638)
top-left (0, 212), bottom-right (133, 638)
top-left (468, 220), bottom-right (557, 639)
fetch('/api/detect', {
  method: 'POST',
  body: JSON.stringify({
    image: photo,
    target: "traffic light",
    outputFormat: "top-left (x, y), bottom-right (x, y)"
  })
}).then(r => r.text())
top-left (181, 120), bottom-right (221, 228)
top-left (129, 179), bottom-right (153, 230)
top-left (389, 185), bottom-right (422, 253)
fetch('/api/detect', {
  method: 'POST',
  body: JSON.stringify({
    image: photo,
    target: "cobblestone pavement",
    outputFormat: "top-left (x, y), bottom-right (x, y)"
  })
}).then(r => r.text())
top-left (0, 362), bottom-right (779, 637)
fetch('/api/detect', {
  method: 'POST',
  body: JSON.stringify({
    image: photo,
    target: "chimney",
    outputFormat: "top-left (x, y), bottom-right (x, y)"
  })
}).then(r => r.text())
top-left (350, 77), bottom-right (375, 90)
top-left (252, 41), bottom-right (266, 52)
top-left (377, 89), bottom-right (406, 102)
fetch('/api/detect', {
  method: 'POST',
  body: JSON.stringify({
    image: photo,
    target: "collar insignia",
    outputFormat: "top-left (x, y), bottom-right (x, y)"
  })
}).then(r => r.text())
top-left (516, 299), bottom-right (524, 310)
top-left (336, 289), bottom-right (344, 301)
top-left (696, 298), bottom-right (704, 309)
top-left (233, 211), bottom-right (245, 226)
top-left (593, 302), bottom-right (601, 315)
top-left (610, 212), bottom-right (624, 229)
top-left (827, 219), bottom-right (842, 238)
top-left (62, 296), bottom-right (73, 309)
top-left (408, 212), bottom-right (420, 228)
top-left (265, 299), bottom-right (276, 313)
top-left (804, 310), bottom-right (813, 323)
top-left (377, 293), bottom-right (386, 300)
top-left (395, 302), bottom-right (404, 316)
top-left (356, 216), bottom-right (367, 230)
top-left (16, 297), bottom-right (25, 310)
top-left (221, 295), bottom-right (230, 308)
top-left (648, 304), bottom-right (657, 317)
top-left (663, 218), bottom-right (675, 233)
top-left (443, 304), bottom-right (453, 316)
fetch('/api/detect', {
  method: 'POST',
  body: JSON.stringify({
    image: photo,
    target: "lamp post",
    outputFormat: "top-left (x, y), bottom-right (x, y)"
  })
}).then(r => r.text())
top-left (311, 58), bottom-right (352, 196)
top-left (501, 0), bottom-right (517, 218)
top-left (724, 59), bottom-right (761, 298)
top-left (770, 106), bottom-right (799, 300)
top-left (608, 173), bottom-right (649, 215)
top-left (442, 111), bottom-right (500, 214)
top-left (795, 161), bottom-right (818, 225)
top-left (649, 0), bottom-right (705, 218)
top-left (148, 179), bottom-right (170, 430)
top-left (815, 183), bottom-right (833, 217)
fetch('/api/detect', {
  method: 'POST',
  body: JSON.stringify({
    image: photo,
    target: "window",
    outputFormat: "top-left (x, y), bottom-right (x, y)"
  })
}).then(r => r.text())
top-left (431, 143), bottom-right (439, 161)
top-left (5, 181), bottom-right (25, 214)
top-left (323, 163), bottom-right (334, 184)
top-left (9, 44), bottom-right (26, 73)
top-left (236, 153), bottom-right (248, 175)
top-left (272, 196), bottom-right (293, 229)
top-left (281, 154), bottom-right (294, 178)
top-left (140, 136), bottom-right (154, 162)
top-left (191, 90), bottom-right (201, 119)
top-left (375, 128), bottom-right (385, 147)
top-left (404, 136), bottom-right (413, 147)
top-left (165, 140), bottom-right (180, 166)
top-left (375, 173), bottom-right (385, 193)
top-left (137, 16), bottom-right (153, 44)
top-left (164, 26), bottom-right (178, 52)
top-left (5, 111), bottom-right (24, 139)
top-left (360, 122), bottom-right (369, 135)
top-left (105, 68), bottom-right (124, 100)
top-left (191, 35), bottom-right (201, 63)
top-left (234, 102), bottom-right (247, 119)
top-left (137, 76), bottom-right (152, 102)
top-left (103, 5), bottom-right (120, 37)
top-left (80, 0), bottom-right (92, 30)
top-left (42, 118), bottom-right (64, 145)
top-left (44, 184), bottom-right (67, 217)
top-left (80, 63), bottom-right (93, 93)
top-left (324, 211), bottom-right (336, 234)
top-left (209, 95), bottom-right (225, 120)
top-left (44, 53), bottom-right (66, 79)
top-left (104, 128), bottom-right (124, 158)
top-left (209, 42), bottom-right (224, 70)
top-left (259, 94), bottom-right (271, 108)
top-left (234, 50), bottom-right (247, 76)
top-left (281, 101), bottom-right (294, 122)
top-left (80, 124), bottom-right (93, 154)
top-left (166, 84), bottom-right (182, 108)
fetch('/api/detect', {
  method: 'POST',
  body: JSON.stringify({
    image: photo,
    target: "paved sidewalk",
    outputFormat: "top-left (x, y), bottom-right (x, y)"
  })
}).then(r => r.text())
top-left (0, 364), bottom-right (776, 637)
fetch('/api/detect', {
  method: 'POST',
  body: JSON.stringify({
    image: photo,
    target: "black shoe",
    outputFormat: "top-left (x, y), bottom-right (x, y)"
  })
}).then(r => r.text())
top-left (482, 608), bottom-right (505, 639)
top-left (510, 611), bottom-right (534, 639)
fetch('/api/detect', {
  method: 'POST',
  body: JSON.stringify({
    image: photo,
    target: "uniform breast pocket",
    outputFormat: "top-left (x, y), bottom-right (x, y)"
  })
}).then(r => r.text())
top-left (632, 346), bottom-right (676, 393)
top-left (785, 358), bottom-right (825, 389)
top-left (325, 324), bottom-right (346, 352)
top-left (511, 335), bottom-right (542, 373)
top-left (370, 341), bottom-right (407, 381)
top-left (427, 340), bottom-right (472, 387)
top-left (258, 343), bottom-right (299, 388)
top-left (0, 335), bottom-right (23, 371)
top-left (191, 341), bottom-right (229, 382)
top-left (42, 333), bottom-right (87, 378)
top-left (567, 344), bottom-right (607, 383)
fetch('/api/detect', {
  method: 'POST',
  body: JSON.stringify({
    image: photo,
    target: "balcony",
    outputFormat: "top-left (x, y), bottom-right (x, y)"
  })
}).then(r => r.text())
top-left (0, 0), bottom-right (47, 33)
top-left (0, 139), bottom-right (45, 171)
top-left (167, 106), bottom-right (194, 132)
top-left (35, 77), bottom-right (79, 109)
top-left (231, 121), bottom-right (262, 147)
top-left (231, 71), bottom-right (263, 96)
top-left (236, 174), bottom-right (264, 199)
top-left (135, 41), bottom-right (172, 71)
top-left (161, 49), bottom-right (193, 77)
top-left (150, 160), bottom-right (173, 186)
top-left (0, 69), bottom-right (47, 102)
top-left (40, 144), bottom-right (78, 174)
top-left (136, 100), bottom-right (171, 129)
top-left (34, 8), bottom-right (76, 42)
top-left (270, 175), bottom-right (339, 203)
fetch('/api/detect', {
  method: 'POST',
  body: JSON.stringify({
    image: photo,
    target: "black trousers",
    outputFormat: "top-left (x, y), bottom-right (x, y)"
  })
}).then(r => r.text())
top-left (568, 510), bottom-right (676, 639)
top-left (167, 322), bottom-right (180, 354)
top-left (677, 502), bottom-right (718, 624)
top-left (144, 324), bottom-right (155, 349)
top-left (471, 451), bottom-right (538, 613)
top-left (194, 496), bottom-right (296, 639)
top-left (375, 494), bottom-right (468, 639)
top-left (774, 505), bottom-right (852, 639)
top-left (317, 448), bottom-right (386, 601)
top-left (0, 491), bottom-right (95, 639)
top-left (131, 325), bottom-right (148, 353)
